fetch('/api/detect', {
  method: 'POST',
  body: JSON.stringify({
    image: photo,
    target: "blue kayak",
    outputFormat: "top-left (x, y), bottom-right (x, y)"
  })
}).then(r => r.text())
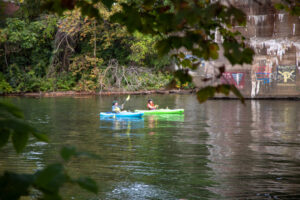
top-left (100, 111), bottom-right (144, 118)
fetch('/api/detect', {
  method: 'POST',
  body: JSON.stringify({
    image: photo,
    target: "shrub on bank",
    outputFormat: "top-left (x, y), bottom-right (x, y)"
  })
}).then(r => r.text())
top-left (1, 68), bottom-right (175, 93)
top-left (0, 73), bottom-right (13, 94)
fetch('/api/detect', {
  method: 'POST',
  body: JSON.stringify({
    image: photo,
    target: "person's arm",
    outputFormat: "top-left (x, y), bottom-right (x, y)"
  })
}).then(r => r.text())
top-left (115, 107), bottom-right (121, 112)
top-left (112, 106), bottom-right (121, 113)
top-left (148, 103), bottom-right (156, 110)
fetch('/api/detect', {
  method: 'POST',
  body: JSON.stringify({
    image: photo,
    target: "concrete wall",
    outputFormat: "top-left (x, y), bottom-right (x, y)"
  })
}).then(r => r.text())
top-left (193, 0), bottom-right (300, 98)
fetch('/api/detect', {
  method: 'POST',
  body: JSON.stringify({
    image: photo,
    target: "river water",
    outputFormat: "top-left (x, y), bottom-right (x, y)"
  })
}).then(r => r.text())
top-left (1, 95), bottom-right (300, 199)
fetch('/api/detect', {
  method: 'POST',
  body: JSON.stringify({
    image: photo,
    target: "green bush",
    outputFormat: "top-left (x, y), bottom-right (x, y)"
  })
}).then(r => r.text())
top-left (40, 78), bottom-right (55, 91)
top-left (125, 71), bottom-right (173, 91)
top-left (55, 73), bottom-right (76, 91)
top-left (0, 73), bottom-right (13, 94)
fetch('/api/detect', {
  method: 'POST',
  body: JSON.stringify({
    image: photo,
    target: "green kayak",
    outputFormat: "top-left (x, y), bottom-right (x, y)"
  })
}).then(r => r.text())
top-left (134, 109), bottom-right (184, 115)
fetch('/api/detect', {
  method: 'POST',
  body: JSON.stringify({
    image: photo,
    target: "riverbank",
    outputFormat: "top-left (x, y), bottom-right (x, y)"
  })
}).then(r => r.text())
top-left (3, 89), bottom-right (300, 100)
top-left (1, 89), bottom-right (197, 97)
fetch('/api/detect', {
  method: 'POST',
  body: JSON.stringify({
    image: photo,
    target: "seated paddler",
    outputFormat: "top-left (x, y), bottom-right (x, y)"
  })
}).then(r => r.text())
top-left (112, 100), bottom-right (123, 113)
top-left (147, 99), bottom-right (158, 110)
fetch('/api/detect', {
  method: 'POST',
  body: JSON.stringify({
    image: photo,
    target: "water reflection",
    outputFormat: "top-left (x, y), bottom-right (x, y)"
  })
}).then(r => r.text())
top-left (148, 114), bottom-right (184, 122)
top-left (99, 113), bottom-right (184, 132)
top-left (100, 117), bottom-right (144, 130)
top-left (145, 114), bottom-right (184, 128)
top-left (206, 100), bottom-right (300, 199)
top-left (106, 182), bottom-right (176, 200)
top-left (2, 96), bottom-right (300, 199)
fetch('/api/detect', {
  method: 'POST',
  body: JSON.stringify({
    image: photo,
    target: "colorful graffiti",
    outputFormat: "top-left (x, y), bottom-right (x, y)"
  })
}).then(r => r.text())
top-left (255, 65), bottom-right (273, 84)
top-left (251, 60), bottom-right (274, 97)
top-left (221, 72), bottom-right (245, 89)
top-left (277, 65), bottom-right (296, 85)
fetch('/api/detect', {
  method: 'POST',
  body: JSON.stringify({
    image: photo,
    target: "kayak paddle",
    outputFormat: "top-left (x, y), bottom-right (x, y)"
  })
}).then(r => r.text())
top-left (121, 95), bottom-right (130, 109)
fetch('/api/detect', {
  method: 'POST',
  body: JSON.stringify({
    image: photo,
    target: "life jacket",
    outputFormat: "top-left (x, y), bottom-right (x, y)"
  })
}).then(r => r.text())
top-left (112, 105), bottom-right (121, 113)
top-left (147, 102), bottom-right (155, 110)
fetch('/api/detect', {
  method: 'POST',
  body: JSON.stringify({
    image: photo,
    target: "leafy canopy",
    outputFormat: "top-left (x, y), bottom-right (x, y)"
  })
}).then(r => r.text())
top-left (41, 0), bottom-right (255, 102)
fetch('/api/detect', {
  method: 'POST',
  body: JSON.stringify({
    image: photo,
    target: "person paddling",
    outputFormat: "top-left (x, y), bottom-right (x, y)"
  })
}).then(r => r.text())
top-left (147, 99), bottom-right (158, 110)
top-left (112, 101), bottom-right (123, 113)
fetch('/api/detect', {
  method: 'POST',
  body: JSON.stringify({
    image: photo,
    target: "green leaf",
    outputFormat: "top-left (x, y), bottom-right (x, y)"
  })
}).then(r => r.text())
top-left (0, 129), bottom-right (10, 148)
top-left (77, 1), bottom-right (101, 20)
top-left (0, 102), bottom-right (24, 118)
top-left (0, 119), bottom-right (35, 134)
top-left (34, 163), bottom-right (67, 194)
top-left (178, 52), bottom-right (185, 59)
top-left (230, 85), bottom-right (245, 104)
top-left (197, 86), bottom-right (216, 103)
top-left (41, 0), bottom-right (66, 15)
top-left (274, 3), bottom-right (285, 10)
top-left (32, 132), bottom-right (49, 143)
top-left (0, 119), bottom-right (37, 153)
top-left (216, 84), bottom-right (231, 96)
top-left (0, 172), bottom-right (34, 200)
top-left (60, 146), bottom-right (102, 161)
top-left (197, 84), bottom-right (244, 104)
top-left (223, 39), bottom-right (254, 65)
top-left (228, 6), bottom-right (246, 25)
top-left (181, 59), bottom-right (192, 68)
top-left (12, 131), bottom-right (29, 153)
top-left (110, 4), bottom-right (143, 33)
top-left (241, 48), bottom-right (255, 64)
top-left (101, 0), bottom-right (114, 10)
top-left (60, 146), bottom-right (77, 161)
top-left (174, 69), bottom-right (192, 83)
top-left (77, 177), bottom-right (98, 194)
top-left (0, 118), bottom-right (46, 152)
top-left (209, 43), bottom-right (219, 59)
top-left (155, 39), bottom-right (171, 56)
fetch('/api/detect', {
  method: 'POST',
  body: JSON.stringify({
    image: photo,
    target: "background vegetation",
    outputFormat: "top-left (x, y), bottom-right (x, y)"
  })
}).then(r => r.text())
top-left (0, 1), bottom-right (175, 94)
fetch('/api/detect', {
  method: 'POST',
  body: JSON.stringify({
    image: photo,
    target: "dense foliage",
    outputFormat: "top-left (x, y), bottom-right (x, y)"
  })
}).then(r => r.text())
top-left (0, 1), bottom-right (174, 94)
top-left (0, 0), bottom-right (299, 97)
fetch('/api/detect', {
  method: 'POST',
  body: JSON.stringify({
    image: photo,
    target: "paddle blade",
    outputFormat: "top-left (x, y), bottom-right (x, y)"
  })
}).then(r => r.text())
top-left (126, 95), bottom-right (130, 101)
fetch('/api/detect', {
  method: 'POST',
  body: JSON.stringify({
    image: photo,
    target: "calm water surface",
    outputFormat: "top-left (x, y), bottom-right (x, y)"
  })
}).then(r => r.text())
top-left (1, 95), bottom-right (300, 199)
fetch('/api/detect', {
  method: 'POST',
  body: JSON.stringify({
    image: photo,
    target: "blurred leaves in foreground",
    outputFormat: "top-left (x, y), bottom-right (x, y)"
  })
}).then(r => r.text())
top-left (197, 84), bottom-right (244, 104)
top-left (0, 101), bottom-right (99, 200)
top-left (0, 101), bottom-right (48, 153)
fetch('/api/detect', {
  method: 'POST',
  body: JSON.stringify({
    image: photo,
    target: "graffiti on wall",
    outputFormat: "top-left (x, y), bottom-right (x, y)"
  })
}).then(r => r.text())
top-left (221, 72), bottom-right (245, 89)
top-left (277, 65), bottom-right (296, 85)
top-left (251, 60), bottom-right (274, 97)
top-left (255, 65), bottom-right (273, 84)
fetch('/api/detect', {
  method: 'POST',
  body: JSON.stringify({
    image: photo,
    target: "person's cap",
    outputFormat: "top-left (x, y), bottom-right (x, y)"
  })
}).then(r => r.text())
top-left (112, 100), bottom-right (118, 105)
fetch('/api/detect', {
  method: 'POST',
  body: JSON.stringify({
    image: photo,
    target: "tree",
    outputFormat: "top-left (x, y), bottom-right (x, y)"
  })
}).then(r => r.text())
top-left (41, 0), bottom-right (299, 101)
top-left (41, 0), bottom-right (253, 101)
